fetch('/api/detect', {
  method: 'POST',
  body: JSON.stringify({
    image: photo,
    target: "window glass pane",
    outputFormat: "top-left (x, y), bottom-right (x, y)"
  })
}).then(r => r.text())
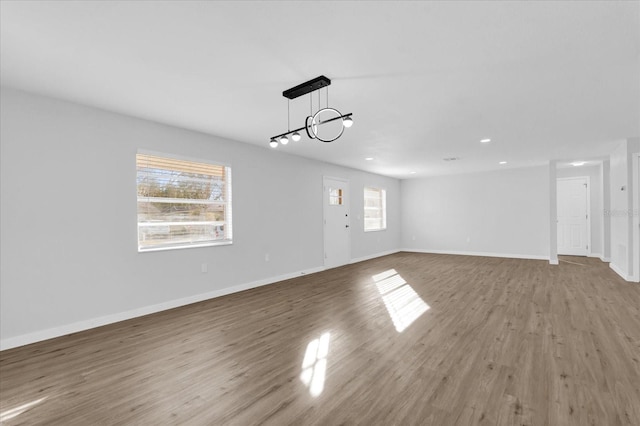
top-left (329, 187), bottom-right (343, 206)
top-left (137, 153), bottom-right (232, 251)
top-left (364, 187), bottom-right (386, 231)
top-left (137, 201), bottom-right (225, 222)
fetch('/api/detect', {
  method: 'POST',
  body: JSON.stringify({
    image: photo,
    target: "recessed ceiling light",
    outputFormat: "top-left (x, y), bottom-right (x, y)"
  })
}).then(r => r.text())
top-left (499, 161), bottom-right (507, 165)
top-left (480, 138), bottom-right (491, 143)
top-left (571, 161), bottom-right (586, 167)
top-left (409, 171), bottom-right (417, 174)
top-left (365, 157), bottom-right (374, 161)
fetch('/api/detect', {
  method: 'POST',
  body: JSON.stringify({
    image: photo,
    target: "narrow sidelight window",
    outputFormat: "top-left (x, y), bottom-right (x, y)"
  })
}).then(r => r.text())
top-left (364, 187), bottom-right (386, 232)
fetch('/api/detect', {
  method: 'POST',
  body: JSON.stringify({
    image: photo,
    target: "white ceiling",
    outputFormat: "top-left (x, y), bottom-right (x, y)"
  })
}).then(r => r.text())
top-left (1, 1), bottom-right (638, 178)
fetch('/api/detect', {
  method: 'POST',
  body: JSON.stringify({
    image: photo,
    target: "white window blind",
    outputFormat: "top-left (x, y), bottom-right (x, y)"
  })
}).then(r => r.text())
top-left (136, 153), bottom-right (232, 251)
top-left (364, 187), bottom-right (386, 232)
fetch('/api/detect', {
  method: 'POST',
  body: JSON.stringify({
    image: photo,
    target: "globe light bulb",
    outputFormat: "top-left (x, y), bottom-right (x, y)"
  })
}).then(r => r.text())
top-left (292, 132), bottom-right (301, 142)
top-left (280, 135), bottom-right (289, 145)
top-left (269, 139), bottom-right (278, 148)
top-left (343, 116), bottom-right (353, 128)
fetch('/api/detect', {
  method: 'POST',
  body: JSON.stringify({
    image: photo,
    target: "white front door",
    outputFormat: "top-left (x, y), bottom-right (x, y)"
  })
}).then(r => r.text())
top-left (323, 177), bottom-right (350, 268)
top-left (557, 177), bottom-right (589, 256)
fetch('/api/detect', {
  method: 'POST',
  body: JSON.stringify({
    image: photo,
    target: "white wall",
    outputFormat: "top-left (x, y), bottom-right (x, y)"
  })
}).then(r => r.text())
top-left (0, 88), bottom-right (400, 349)
top-left (609, 138), bottom-right (639, 280)
top-left (556, 164), bottom-right (604, 258)
top-left (400, 166), bottom-right (550, 259)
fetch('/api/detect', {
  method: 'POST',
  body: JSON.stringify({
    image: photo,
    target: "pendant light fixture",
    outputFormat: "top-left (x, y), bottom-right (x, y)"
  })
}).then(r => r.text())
top-left (269, 76), bottom-right (353, 147)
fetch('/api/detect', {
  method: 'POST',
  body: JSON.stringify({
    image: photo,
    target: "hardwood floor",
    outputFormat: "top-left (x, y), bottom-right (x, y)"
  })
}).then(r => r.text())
top-left (1, 253), bottom-right (639, 425)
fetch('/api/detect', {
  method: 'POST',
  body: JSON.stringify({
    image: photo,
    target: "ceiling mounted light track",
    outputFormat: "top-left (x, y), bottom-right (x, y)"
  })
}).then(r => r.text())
top-left (269, 75), bottom-right (353, 147)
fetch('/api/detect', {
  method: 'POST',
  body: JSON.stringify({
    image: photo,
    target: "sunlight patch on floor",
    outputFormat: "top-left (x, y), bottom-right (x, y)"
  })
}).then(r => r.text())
top-left (300, 332), bottom-right (330, 397)
top-left (0, 397), bottom-right (48, 422)
top-left (374, 269), bottom-right (430, 332)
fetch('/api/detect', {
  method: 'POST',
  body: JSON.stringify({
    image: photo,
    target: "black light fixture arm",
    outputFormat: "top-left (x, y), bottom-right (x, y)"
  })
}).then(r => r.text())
top-left (269, 112), bottom-right (353, 141)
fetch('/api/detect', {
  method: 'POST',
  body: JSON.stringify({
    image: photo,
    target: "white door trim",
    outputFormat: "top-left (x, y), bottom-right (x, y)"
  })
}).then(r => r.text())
top-left (557, 176), bottom-right (591, 256)
top-left (632, 153), bottom-right (640, 282)
top-left (600, 161), bottom-right (610, 262)
top-left (585, 176), bottom-right (592, 256)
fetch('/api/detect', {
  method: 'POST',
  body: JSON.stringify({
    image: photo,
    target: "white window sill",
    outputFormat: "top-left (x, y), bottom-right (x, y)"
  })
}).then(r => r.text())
top-left (138, 240), bottom-right (233, 253)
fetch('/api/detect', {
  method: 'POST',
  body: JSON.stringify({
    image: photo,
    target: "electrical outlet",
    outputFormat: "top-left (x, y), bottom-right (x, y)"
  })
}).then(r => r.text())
top-left (265, 253), bottom-right (270, 262)
top-left (201, 263), bottom-right (208, 273)
top-left (412, 235), bottom-right (416, 241)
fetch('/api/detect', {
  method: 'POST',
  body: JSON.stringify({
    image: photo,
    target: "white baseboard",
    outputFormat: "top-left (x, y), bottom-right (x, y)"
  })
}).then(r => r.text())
top-left (350, 249), bottom-right (400, 264)
top-left (589, 254), bottom-right (612, 264)
top-left (589, 253), bottom-right (613, 264)
top-left (549, 258), bottom-right (559, 265)
top-left (556, 256), bottom-right (610, 265)
top-left (609, 262), bottom-right (636, 282)
top-left (0, 265), bottom-right (326, 351)
top-left (401, 248), bottom-right (549, 261)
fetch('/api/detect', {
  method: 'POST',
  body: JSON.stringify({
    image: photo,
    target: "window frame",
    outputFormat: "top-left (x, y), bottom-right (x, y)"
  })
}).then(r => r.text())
top-left (363, 186), bottom-right (387, 232)
top-left (136, 150), bottom-right (233, 252)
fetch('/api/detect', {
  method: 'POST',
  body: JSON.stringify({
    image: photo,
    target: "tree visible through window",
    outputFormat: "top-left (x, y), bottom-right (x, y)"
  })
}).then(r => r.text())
top-left (364, 187), bottom-right (386, 232)
top-left (136, 153), bottom-right (232, 251)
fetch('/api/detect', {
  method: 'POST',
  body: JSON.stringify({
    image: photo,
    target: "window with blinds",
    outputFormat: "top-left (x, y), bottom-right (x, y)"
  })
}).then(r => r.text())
top-left (364, 187), bottom-right (386, 232)
top-left (136, 153), bottom-right (232, 251)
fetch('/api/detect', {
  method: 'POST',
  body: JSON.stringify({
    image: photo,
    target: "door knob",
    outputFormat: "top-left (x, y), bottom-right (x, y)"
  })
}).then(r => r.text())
top-left (345, 225), bottom-right (350, 228)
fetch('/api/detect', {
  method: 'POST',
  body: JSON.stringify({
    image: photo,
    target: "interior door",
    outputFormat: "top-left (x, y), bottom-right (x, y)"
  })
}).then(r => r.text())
top-left (557, 177), bottom-right (589, 256)
top-left (323, 177), bottom-right (350, 268)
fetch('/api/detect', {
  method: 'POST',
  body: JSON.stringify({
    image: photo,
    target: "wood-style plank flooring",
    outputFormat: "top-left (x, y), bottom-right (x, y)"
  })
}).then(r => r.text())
top-left (1, 253), bottom-right (639, 425)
